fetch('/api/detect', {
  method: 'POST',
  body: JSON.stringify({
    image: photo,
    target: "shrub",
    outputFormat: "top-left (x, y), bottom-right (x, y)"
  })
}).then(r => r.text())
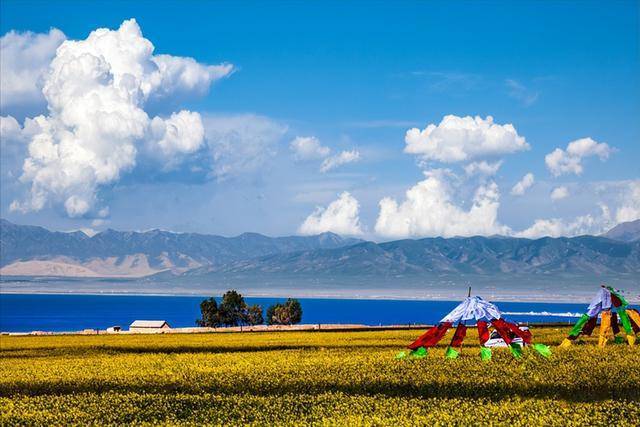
top-left (266, 298), bottom-right (303, 325)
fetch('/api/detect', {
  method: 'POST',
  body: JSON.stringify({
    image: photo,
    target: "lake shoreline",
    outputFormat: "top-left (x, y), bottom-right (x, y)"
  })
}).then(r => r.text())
top-left (3, 289), bottom-right (638, 304)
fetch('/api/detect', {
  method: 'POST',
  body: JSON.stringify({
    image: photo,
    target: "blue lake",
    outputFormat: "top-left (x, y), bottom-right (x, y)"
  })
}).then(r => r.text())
top-left (0, 293), bottom-right (587, 332)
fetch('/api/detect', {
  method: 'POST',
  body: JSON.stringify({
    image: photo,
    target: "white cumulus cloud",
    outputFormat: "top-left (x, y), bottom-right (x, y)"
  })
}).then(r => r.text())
top-left (404, 115), bottom-right (529, 163)
top-left (320, 150), bottom-right (361, 173)
top-left (0, 115), bottom-right (26, 144)
top-left (550, 186), bottom-right (569, 201)
top-left (0, 28), bottom-right (66, 112)
top-left (150, 111), bottom-right (205, 162)
top-left (290, 136), bottom-right (330, 161)
top-left (516, 213), bottom-right (607, 239)
top-left (615, 180), bottom-right (640, 223)
top-left (545, 137), bottom-right (612, 176)
top-left (298, 191), bottom-right (363, 236)
top-left (374, 170), bottom-right (510, 238)
top-left (6, 19), bottom-right (233, 217)
top-left (464, 160), bottom-right (502, 176)
top-left (149, 54), bottom-right (233, 101)
top-left (510, 172), bottom-right (534, 196)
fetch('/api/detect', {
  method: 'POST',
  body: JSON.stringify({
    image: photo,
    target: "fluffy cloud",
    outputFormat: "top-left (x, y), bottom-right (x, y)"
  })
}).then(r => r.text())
top-left (6, 19), bottom-right (233, 217)
top-left (1, 115), bottom-right (49, 172)
top-left (0, 115), bottom-right (25, 144)
top-left (150, 111), bottom-right (205, 160)
top-left (510, 172), bottom-right (534, 196)
top-left (320, 150), bottom-right (361, 173)
top-left (515, 181), bottom-right (640, 238)
top-left (375, 170), bottom-right (509, 238)
top-left (550, 186), bottom-right (569, 201)
top-left (615, 181), bottom-right (640, 223)
top-left (149, 54), bottom-right (233, 101)
top-left (404, 115), bottom-right (529, 163)
top-left (298, 191), bottom-right (363, 236)
top-left (516, 211), bottom-right (608, 239)
top-left (202, 114), bottom-right (288, 180)
top-left (545, 137), bottom-right (612, 176)
top-left (289, 136), bottom-right (361, 173)
top-left (290, 136), bottom-right (330, 161)
top-left (0, 28), bottom-right (66, 112)
top-left (464, 160), bottom-right (502, 176)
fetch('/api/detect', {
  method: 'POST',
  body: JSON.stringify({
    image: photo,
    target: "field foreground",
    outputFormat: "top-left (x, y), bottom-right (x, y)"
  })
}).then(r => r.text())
top-left (1, 328), bottom-right (639, 426)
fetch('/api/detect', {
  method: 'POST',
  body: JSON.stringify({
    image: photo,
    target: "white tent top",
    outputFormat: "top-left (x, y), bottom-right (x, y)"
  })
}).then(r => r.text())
top-left (440, 296), bottom-right (502, 323)
top-left (586, 287), bottom-right (612, 317)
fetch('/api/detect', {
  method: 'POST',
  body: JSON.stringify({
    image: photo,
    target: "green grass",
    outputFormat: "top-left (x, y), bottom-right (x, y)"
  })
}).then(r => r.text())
top-left (1, 328), bottom-right (639, 425)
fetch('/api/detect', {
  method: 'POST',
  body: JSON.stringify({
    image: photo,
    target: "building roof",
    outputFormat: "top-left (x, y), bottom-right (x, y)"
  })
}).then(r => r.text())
top-left (129, 320), bottom-right (170, 328)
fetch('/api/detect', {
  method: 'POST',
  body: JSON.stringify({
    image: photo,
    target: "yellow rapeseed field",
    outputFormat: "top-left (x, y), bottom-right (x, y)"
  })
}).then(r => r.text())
top-left (1, 328), bottom-right (639, 426)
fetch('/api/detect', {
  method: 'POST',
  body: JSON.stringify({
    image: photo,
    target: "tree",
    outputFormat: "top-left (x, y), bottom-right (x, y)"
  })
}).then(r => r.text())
top-left (245, 304), bottom-right (264, 326)
top-left (266, 298), bottom-right (303, 325)
top-left (196, 297), bottom-right (220, 327)
top-left (196, 290), bottom-right (264, 327)
top-left (285, 298), bottom-right (302, 324)
top-left (266, 304), bottom-right (277, 326)
top-left (218, 290), bottom-right (247, 326)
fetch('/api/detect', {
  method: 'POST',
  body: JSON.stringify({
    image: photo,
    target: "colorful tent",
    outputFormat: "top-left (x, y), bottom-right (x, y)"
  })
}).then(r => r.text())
top-left (397, 296), bottom-right (551, 360)
top-left (560, 285), bottom-right (639, 348)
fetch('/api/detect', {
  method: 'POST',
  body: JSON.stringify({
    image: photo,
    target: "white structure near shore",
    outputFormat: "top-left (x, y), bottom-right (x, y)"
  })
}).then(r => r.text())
top-left (129, 320), bottom-right (171, 333)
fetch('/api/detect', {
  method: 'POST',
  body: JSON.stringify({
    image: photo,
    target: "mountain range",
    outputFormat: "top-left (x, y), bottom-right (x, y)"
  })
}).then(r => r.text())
top-left (602, 219), bottom-right (640, 243)
top-left (0, 219), bottom-right (362, 277)
top-left (1, 218), bottom-right (639, 279)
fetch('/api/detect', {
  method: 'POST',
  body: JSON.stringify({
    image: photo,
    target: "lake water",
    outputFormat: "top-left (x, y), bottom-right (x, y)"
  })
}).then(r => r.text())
top-left (0, 294), bottom-right (588, 332)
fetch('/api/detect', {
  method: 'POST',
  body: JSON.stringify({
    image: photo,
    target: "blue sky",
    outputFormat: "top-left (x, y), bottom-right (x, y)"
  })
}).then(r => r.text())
top-left (1, 0), bottom-right (638, 239)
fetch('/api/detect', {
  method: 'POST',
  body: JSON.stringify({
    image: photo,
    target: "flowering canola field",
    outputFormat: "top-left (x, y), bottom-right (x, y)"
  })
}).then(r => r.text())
top-left (1, 328), bottom-right (639, 426)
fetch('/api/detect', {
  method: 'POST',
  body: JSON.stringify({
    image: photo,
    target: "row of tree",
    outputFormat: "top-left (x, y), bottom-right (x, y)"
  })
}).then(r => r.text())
top-left (196, 290), bottom-right (302, 327)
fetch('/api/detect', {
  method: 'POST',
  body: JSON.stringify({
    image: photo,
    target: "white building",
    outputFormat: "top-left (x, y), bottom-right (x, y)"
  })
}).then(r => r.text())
top-left (129, 320), bottom-right (171, 333)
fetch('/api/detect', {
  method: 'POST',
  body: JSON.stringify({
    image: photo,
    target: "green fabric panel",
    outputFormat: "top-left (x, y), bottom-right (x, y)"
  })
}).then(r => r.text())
top-left (445, 347), bottom-right (459, 359)
top-left (532, 343), bottom-right (552, 358)
top-left (410, 347), bottom-right (427, 359)
top-left (569, 313), bottom-right (591, 337)
top-left (617, 309), bottom-right (633, 334)
top-left (614, 336), bottom-right (625, 344)
top-left (480, 347), bottom-right (492, 361)
top-left (509, 343), bottom-right (523, 359)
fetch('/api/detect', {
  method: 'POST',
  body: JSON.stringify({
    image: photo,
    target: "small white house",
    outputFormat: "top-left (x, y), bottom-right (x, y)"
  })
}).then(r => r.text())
top-left (129, 320), bottom-right (171, 333)
top-left (106, 326), bottom-right (121, 333)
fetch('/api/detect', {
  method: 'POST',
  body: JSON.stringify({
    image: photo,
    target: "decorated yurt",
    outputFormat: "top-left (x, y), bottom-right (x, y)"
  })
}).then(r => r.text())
top-left (560, 285), bottom-right (639, 347)
top-left (398, 294), bottom-right (551, 360)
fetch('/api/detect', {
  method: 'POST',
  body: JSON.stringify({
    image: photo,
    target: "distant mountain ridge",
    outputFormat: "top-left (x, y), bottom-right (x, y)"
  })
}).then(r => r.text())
top-left (206, 235), bottom-right (640, 276)
top-left (0, 219), bottom-right (362, 277)
top-left (1, 218), bottom-right (639, 278)
top-left (602, 219), bottom-right (640, 242)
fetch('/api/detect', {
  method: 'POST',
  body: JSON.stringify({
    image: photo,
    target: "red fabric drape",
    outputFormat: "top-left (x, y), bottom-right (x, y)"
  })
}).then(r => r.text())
top-left (450, 323), bottom-right (467, 348)
top-left (477, 320), bottom-right (490, 345)
top-left (491, 319), bottom-right (514, 345)
top-left (408, 322), bottom-right (452, 350)
top-left (611, 312), bottom-right (620, 335)
top-left (611, 293), bottom-right (623, 308)
top-left (581, 316), bottom-right (598, 336)
top-left (501, 320), bottom-right (532, 344)
top-left (492, 319), bottom-right (532, 344)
